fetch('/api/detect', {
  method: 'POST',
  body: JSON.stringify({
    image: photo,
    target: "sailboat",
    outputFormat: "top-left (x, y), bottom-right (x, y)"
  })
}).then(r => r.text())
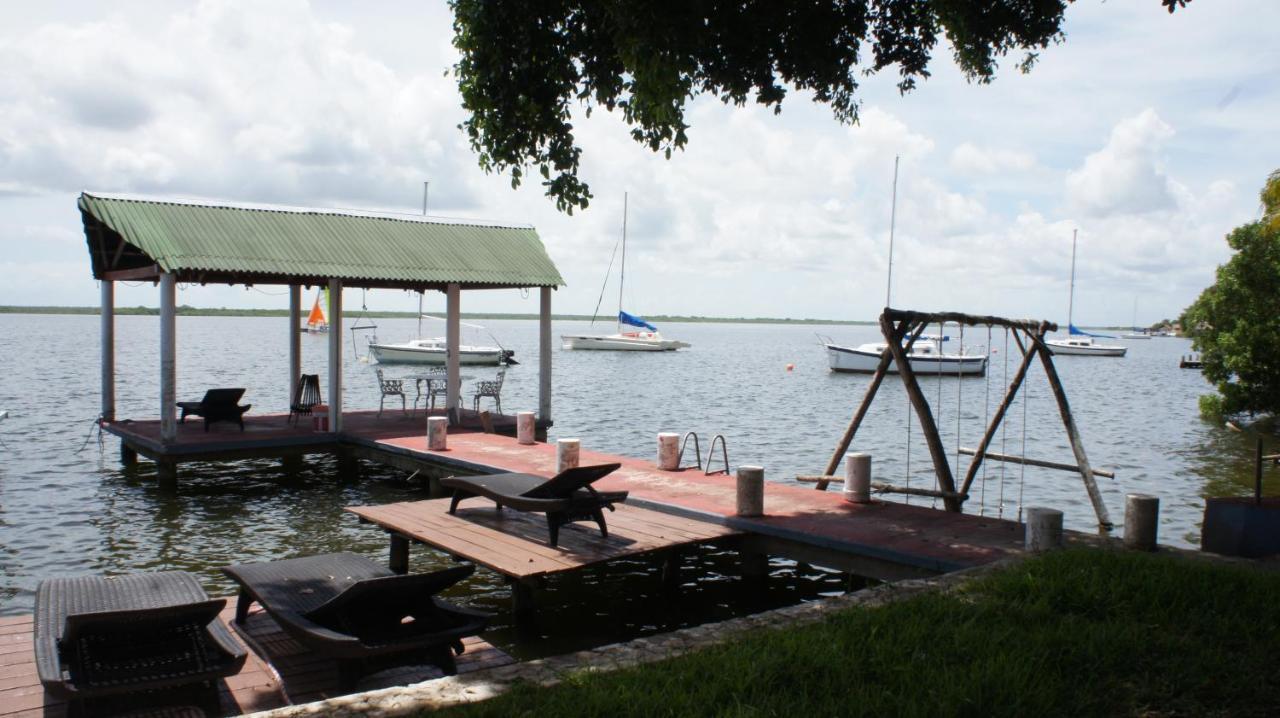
top-left (303, 289), bottom-right (328, 333)
top-left (1122, 297), bottom-right (1151, 339)
top-left (823, 156), bottom-right (987, 375)
top-left (561, 194), bottom-right (690, 352)
top-left (1047, 230), bottom-right (1126, 357)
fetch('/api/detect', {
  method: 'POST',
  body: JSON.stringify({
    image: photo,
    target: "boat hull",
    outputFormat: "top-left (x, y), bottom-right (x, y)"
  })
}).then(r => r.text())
top-left (368, 343), bottom-right (506, 365)
top-left (825, 344), bottom-right (987, 376)
top-left (561, 334), bottom-right (690, 351)
top-left (1046, 341), bottom-right (1127, 357)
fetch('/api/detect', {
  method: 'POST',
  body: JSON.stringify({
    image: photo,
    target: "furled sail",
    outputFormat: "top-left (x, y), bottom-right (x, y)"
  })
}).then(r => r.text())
top-left (619, 310), bottom-right (657, 332)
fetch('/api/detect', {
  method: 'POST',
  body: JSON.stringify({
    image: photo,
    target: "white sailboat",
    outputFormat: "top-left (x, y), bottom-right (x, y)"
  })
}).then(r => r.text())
top-left (561, 193), bottom-right (690, 352)
top-left (367, 302), bottom-right (515, 366)
top-left (1122, 298), bottom-right (1151, 339)
top-left (824, 156), bottom-right (987, 375)
top-left (1047, 230), bottom-right (1127, 357)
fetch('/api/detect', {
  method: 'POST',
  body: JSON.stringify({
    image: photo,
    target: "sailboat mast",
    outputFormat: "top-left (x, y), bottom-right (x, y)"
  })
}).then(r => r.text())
top-left (885, 155), bottom-right (900, 308)
top-left (617, 192), bottom-right (627, 333)
top-left (1067, 229), bottom-right (1078, 329)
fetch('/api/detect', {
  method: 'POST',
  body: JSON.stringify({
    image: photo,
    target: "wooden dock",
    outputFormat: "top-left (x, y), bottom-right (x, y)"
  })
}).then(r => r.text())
top-left (0, 600), bottom-right (512, 718)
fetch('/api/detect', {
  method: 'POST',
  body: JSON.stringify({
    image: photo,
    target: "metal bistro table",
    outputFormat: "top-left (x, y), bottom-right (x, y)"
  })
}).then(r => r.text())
top-left (402, 371), bottom-right (473, 413)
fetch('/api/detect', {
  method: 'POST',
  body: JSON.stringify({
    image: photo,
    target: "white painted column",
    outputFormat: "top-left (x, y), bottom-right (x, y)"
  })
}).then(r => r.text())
top-left (288, 285), bottom-right (301, 407)
top-left (327, 279), bottom-right (343, 433)
top-left (446, 283), bottom-right (461, 423)
top-left (100, 280), bottom-right (115, 422)
top-left (159, 273), bottom-right (177, 443)
top-left (539, 286), bottom-right (552, 423)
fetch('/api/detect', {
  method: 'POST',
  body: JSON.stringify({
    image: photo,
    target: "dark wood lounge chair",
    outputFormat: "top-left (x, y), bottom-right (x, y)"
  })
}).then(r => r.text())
top-left (34, 571), bottom-right (246, 702)
top-left (440, 463), bottom-right (627, 547)
top-left (222, 552), bottom-right (490, 683)
top-left (177, 388), bottom-right (251, 431)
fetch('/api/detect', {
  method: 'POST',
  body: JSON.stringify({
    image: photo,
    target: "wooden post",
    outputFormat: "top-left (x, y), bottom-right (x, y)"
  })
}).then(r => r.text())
top-left (157, 459), bottom-right (178, 490)
top-left (288, 285), bottom-right (301, 407)
top-left (1031, 332), bottom-right (1113, 530)
top-left (1124, 494), bottom-right (1159, 551)
top-left (818, 319), bottom-right (925, 490)
top-left (538, 286), bottom-right (552, 424)
top-left (389, 533), bottom-right (410, 574)
top-left (327, 279), bottom-right (343, 433)
top-left (159, 272), bottom-right (177, 443)
top-left (446, 283), bottom-right (461, 424)
top-left (511, 579), bottom-right (536, 623)
top-left (958, 325), bottom-right (1040, 497)
top-left (120, 443), bottom-right (137, 467)
top-left (100, 279), bottom-right (115, 422)
top-left (882, 316), bottom-right (961, 511)
top-left (1025, 507), bottom-right (1063, 551)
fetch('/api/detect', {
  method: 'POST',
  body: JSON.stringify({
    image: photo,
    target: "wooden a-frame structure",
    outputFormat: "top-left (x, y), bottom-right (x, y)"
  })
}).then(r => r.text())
top-left (812, 308), bottom-right (1113, 530)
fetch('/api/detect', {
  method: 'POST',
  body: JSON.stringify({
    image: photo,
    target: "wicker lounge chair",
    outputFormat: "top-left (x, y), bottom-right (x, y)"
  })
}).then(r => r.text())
top-left (289, 374), bottom-right (321, 425)
top-left (222, 552), bottom-right (490, 682)
top-left (440, 464), bottom-right (627, 547)
top-left (34, 571), bottom-right (246, 701)
top-left (176, 388), bottom-right (251, 431)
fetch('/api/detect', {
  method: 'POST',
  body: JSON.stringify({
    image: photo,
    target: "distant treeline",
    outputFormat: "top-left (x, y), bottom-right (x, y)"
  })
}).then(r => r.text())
top-left (0, 305), bottom-right (874, 326)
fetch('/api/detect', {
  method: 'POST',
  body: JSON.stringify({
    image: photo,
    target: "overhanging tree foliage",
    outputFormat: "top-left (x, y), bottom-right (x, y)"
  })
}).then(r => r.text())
top-left (1183, 170), bottom-right (1280, 418)
top-left (450, 0), bottom-right (1190, 212)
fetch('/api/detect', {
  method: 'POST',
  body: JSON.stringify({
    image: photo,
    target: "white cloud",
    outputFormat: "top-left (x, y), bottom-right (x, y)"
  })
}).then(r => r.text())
top-left (950, 143), bottom-right (1036, 175)
top-left (1065, 109), bottom-right (1179, 218)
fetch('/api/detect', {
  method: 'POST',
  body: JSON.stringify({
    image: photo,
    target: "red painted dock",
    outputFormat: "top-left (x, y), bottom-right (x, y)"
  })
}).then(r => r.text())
top-left (371, 432), bottom-right (1026, 574)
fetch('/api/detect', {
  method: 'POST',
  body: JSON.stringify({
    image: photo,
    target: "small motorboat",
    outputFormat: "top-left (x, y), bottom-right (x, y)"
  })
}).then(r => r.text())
top-left (824, 335), bottom-right (987, 375)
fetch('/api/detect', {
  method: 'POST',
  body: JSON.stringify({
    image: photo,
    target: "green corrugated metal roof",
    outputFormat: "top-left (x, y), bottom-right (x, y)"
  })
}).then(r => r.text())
top-left (80, 192), bottom-right (564, 288)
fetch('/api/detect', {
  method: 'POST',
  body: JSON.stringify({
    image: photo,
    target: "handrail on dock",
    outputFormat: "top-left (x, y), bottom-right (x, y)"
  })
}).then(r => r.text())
top-left (677, 432), bottom-right (702, 471)
top-left (706, 434), bottom-right (730, 476)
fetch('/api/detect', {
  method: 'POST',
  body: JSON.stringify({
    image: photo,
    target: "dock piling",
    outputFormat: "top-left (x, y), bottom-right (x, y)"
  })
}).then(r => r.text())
top-left (389, 534), bottom-right (410, 574)
top-left (1123, 494), bottom-right (1160, 551)
top-left (557, 438), bottom-right (580, 472)
top-left (1024, 507), bottom-right (1063, 551)
top-left (736, 466), bottom-right (764, 517)
top-left (657, 432), bottom-right (680, 470)
top-left (120, 442), bottom-right (137, 467)
top-left (427, 417), bottom-right (448, 451)
top-left (156, 460), bottom-right (178, 490)
top-left (516, 411), bottom-right (535, 444)
top-left (844, 452), bottom-right (871, 503)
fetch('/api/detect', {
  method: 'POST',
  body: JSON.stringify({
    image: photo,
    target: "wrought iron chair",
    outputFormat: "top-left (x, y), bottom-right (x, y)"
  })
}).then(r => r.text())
top-left (375, 369), bottom-right (406, 417)
top-left (472, 369), bottom-right (506, 414)
top-left (428, 376), bottom-right (450, 410)
top-left (289, 374), bottom-right (321, 425)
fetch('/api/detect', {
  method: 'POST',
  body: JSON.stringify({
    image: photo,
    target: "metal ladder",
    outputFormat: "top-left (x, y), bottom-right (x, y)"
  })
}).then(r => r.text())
top-left (676, 432), bottom-right (730, 475)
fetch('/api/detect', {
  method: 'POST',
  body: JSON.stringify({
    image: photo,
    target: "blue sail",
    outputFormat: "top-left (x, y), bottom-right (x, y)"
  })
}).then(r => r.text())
top-left (1069, 324), bottom-right (1115, 339)
top-left (619, 310), bottom-right (657, 332)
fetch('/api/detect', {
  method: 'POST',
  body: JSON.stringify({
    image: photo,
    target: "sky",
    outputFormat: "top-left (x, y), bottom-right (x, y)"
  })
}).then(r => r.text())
top-left (1, 0), bottom-right (1276, 325)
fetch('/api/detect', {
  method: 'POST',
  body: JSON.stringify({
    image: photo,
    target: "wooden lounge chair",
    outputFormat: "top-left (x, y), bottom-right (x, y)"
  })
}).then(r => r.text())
top-left (289, 373), bottom-right (321, 425)
top-left (222, 552), bottom-right (490, 683)
top-left (34, 571), bottom-right (246, 701)
top-left (177, 388), bottom-right (251, 431)
top-left (440, 464), bottom-right (627, 547)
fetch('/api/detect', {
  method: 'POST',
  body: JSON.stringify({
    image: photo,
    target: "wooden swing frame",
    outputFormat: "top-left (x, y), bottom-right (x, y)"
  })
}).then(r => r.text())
top-left (812, 308), bottom-right (1113, 530)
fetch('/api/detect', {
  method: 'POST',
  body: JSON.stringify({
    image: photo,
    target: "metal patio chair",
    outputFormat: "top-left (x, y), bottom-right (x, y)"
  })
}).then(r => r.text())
top-left (375, 369), bottom-right (406, 417)
top-left (471, 369), bottom-right (506, 414)
top-left (289, 374), bottom-right (321, 425)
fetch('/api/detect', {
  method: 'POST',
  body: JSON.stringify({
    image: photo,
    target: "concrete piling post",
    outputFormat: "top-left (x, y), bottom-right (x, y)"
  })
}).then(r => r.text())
top-left (557, 438), bottom-right (580, 473)
top-left (736, 465), bottom-right (764, 517)
top-left (426, 416), bottom-right (448, 451)
top-left (657, 432), bottom-right (680, 470)
top-left (844, 452), bottom-right (871, 503)
top-left (1025, 507), bottom-right (1064, 552)
top-left (1124, 494), bottom-right (1160, 551)
top-left (516, 411), bottom-right (536, 445)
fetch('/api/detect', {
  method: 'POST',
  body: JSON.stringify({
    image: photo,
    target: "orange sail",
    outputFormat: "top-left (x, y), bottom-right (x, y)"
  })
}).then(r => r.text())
top-left (307, 292), bottom-right (327, 327)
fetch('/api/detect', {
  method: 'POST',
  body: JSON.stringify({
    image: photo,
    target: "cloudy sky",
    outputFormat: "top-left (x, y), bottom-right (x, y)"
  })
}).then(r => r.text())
top-left (1, 0), bottom-right (1275, 324)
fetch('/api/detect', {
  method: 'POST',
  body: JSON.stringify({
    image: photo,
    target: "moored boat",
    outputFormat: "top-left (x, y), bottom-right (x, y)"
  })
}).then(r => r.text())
top-left (1046, 334), bottom-right (1127, 357)
top-left (825, 336), bottom-right (987, 375)
top-left (367, 337), bottom-right (513, 365)
top-left (562, 329), bottom-right (690, 352)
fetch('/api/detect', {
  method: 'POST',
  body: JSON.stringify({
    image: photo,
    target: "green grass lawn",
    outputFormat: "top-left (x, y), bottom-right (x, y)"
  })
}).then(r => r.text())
top-left (442, 549), bottom-right (1280, 717)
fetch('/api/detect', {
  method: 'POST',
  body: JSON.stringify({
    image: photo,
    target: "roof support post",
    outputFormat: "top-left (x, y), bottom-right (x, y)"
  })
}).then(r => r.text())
top-left (327, 279), bottom-right (343, 433)
top-left (159, 272), bottom-right (177, 443)
top-left (538, 286), bottom-right (552, 424)
top-left (100, 279), bottom-right (115, 423)
top-left (288, 285), bottom-right (301, 409)
top-left (446, 283), bottom-right (461, 424)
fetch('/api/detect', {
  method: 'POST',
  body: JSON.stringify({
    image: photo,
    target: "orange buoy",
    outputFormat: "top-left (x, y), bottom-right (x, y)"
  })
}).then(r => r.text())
top-left (785, 363), bottom-right (795, 371)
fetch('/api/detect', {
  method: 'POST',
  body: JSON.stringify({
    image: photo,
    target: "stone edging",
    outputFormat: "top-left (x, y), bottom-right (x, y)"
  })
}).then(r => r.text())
top-left (243, 557), bottom-right (1019, 718)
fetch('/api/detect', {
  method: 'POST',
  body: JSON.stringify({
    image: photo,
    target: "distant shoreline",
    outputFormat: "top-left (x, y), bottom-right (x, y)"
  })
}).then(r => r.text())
top-left (0, 305), bottom-right (875, 326)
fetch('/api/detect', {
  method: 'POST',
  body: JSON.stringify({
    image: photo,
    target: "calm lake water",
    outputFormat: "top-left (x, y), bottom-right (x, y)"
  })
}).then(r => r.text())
top-left (0, 313), bottom-right (1263, 654)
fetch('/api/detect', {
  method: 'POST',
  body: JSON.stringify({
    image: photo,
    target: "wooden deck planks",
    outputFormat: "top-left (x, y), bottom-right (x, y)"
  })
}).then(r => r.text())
top-left (348, 499), bottom-right (739, 581)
